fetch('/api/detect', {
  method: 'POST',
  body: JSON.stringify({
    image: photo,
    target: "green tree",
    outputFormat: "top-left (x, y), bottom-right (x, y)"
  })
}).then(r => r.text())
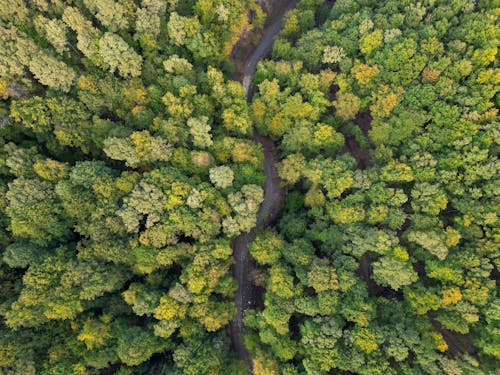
top-left (209, 165), bottom-right (234, 189)
top-left (34, 16), bottom-right (69, 54)
top-left (249, 230), bottom-right (284, 265)
top-left (372, 255), bottom-right (418, 290)
top-left (28, 51), bottom-right (76, 92)
top-left (115, 326), bottom-right (168, 366)
top-left (86, 0), bottom-right (128, 31)
top-left (98, 33), bottom-right (142, 78)
top-left (188, 116), bottom-right (213, 148)
top-left (333, 92), bottom-right (361, 120)
top-left (104, 131), bottom-right (172, 167)
top-left (6, 178), bottom-right (71, 245)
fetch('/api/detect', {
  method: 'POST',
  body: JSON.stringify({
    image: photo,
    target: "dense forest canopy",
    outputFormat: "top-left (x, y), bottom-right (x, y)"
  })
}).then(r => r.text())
top-left (246, 0), bottom-right (499, 374)
top-left (0, 0), bottom-right (265, 373)
top-left (0, 0), bottom-right (498, 374)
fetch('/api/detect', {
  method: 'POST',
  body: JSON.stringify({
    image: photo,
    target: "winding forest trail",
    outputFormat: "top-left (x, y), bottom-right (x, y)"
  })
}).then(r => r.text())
top-left (228, 0), bottom-right (298, 371)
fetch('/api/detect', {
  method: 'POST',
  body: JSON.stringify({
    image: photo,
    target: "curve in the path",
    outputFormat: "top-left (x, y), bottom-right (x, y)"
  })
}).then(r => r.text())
top-left (241, 0), bottom-right (300, 100)
top-left (228, 0), bottom-right (298, 372)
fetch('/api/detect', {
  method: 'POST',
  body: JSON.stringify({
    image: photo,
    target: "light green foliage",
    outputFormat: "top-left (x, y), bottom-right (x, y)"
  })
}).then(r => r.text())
top-left (188, 116), bottom-right (213, 148)
top-left (10, 96), bottom-right (90, 147)
top-left (61, 6), bottom-right (101, 60)
top-left (359, 29), bottom-right (383, 56)
top-left (104, 131), bottom-right (172, 167)
top-left (6, 178), bottom-right (71, 245)
top-left (141, 0), bottom-right (167, 15)
top-left (209, 165), bottom-right (234, 188)
top-left (62, 6), bottom-right (97, 35)
top-left (34, 16), bottom-right (69, 54)
top-left (3, 241), bottom-right (47, 268)
top-left (118, 180), bottom-right (166, 232)
top-left (167, 12), bottom-right (193, 46)
top-left (323, 46), bottom-right (346, 64)
top-left (372, 255), bottom-right (418, 290)
top-left (407, 230), bottom-right (449, 260)
top-left (278, 153), bottom-right (306, 184)
top-left (0, 25), bottom-right (25, 80)
top-left (98, 32), bottom-right (142, 78)
top-left (268, 266), bottom-right (294, 299)
top-left (28, 50), bottom-right (76, 92)
top-left (333, 92), bottom-right (361, 120)
top-left (252, 78), bottom-right (321, 139)
top-left (411, 183), bottom-right (448, 216)
top-left (224, 184), bottom-right (263, 235)
top-left (6, 250), bottom-right (128, 328)
top-left (0, 0), bottom-right (29, 25)
top-left (135, 7), bottom-right (161, 37)
top-left (186, 188), bottom-right (203, 209)
top-left (163, 54), bottom-right (193, 74)
top-left (83, 0), bottom-right (129, 32)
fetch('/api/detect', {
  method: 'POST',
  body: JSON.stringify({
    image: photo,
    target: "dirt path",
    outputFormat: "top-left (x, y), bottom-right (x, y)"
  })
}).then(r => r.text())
top-left (228, 1), bottom-right (297, 372)
top-left (241, 0), bottom-right (300, 99)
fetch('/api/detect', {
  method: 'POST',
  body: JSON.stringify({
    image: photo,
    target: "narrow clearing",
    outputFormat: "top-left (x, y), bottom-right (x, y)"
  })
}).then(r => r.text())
top-left (228, 0), bottom-right (298, 371)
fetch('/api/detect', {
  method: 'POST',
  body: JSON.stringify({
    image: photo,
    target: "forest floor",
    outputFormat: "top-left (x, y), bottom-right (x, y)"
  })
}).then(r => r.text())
top-left (228, 0), bottom-right (297, 372)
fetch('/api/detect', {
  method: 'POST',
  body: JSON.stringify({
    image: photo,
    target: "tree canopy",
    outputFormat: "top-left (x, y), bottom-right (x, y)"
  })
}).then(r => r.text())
top-left (0, 0), bottom-right (498, 374)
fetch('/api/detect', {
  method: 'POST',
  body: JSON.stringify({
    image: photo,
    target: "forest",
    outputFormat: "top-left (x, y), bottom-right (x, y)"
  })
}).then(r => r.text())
top-left (0, 0), bottom-right (498, 374)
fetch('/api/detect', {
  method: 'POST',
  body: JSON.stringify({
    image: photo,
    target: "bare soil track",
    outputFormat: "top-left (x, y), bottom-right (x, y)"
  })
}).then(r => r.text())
top-left (228, 0), bottom-right (298, 372)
